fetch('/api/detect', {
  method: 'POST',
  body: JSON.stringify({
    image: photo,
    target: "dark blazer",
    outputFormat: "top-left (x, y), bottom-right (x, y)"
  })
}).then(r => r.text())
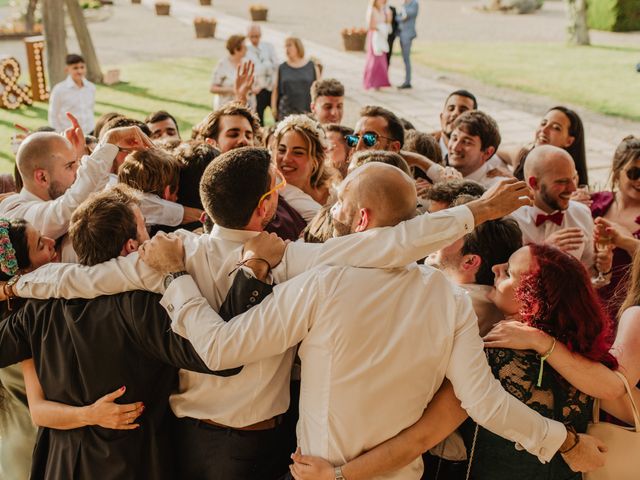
top-left (0, 273), bottom-right (272, 480)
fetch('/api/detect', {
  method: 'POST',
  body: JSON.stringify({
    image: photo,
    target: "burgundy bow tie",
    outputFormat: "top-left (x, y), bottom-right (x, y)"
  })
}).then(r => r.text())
top-left (535, 211), bottom-right (564, 227)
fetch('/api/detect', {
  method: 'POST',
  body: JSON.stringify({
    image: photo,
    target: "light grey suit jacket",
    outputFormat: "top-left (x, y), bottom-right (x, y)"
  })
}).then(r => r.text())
top-left (397, 0), bottom-right (419, 41)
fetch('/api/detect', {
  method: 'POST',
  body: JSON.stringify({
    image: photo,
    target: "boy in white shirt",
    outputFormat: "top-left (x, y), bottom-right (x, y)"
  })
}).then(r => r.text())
top-left (48, 54), bottom-right (96, 134)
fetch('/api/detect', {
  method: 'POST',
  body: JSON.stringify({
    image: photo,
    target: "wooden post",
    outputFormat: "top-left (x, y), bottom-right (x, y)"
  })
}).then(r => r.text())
top-left (25, 36), bottom-right (49, 102)
top-left (64, 0), bottom-right (103, 83)
top-left (566, 0), bottom-right (590, 46)
top-left (25, 0), bottom-right (39, 33)
top-left (42, 0), bottom-right (67, 86)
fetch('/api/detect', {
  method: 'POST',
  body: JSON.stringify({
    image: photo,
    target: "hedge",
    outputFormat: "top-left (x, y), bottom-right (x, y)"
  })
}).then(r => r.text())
top-left (587, 0), bottom-right (640, 32)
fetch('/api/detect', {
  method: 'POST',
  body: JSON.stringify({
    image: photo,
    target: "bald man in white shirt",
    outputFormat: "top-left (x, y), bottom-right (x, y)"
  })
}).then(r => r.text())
top-left (510, 145), bottom-right (611, 277)
top-left (0, 121), bottom-right (152, 261)
top-left (140, 163), bottom-right (606, 480)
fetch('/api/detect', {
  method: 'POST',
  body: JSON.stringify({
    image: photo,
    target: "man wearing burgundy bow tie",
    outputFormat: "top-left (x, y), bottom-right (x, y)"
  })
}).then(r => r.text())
top-left (511, 145), bottom-right (604, 274)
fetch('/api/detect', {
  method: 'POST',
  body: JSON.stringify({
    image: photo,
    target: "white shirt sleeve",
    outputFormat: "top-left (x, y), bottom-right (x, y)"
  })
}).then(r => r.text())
top-left (139, 193), bottom-right (184, 226)
top-left (17, 144), bottom-right (118, 239)
top-left (161, 272), bottom-right (319, 369)
top-left (16, 251), bottom-right (163, 299)
top-left (47, 83), bottom-right (64, 132)
top-left (445, 290), bottom-right (566, 462)
top-left (274, 205), bottom-right (475, 281)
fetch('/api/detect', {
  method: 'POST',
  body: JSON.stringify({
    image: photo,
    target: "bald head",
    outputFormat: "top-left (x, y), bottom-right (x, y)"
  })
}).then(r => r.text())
top-left (16, 133), bottom-right (73, 179)
top-left (524, 144), bottom-right (578, 212)
top-left (346, 163), bottom-right (417, 228)
top-left (247, 24), bottom-right (261, 46)
top-left (524, 145), bottom-right (574, 180)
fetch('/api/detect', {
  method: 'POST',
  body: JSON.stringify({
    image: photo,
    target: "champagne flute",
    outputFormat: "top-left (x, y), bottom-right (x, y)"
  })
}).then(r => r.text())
top-left (592, 225), bottom-right (612, 287)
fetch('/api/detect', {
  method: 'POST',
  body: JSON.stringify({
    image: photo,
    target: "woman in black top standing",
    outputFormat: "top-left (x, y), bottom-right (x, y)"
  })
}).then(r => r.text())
top-left (272, 36), bottom-right (321, 121)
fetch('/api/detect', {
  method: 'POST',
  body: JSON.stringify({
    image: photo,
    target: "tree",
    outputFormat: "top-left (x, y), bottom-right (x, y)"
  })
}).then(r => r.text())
top-left (565, 0), bottom-right (590, 45)
top-left (43, 0), bottom-right (67, 86)
top-left (42, 0), bottom-right (103, 86)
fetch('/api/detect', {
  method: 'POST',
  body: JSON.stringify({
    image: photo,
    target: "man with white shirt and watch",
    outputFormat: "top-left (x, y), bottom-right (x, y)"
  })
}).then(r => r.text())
top-left (6, 147), bottom-right (532, 479)
top-left (0, 117), bottom-right (153, 262)
top-left (139, 163), bottom-right (607, 480)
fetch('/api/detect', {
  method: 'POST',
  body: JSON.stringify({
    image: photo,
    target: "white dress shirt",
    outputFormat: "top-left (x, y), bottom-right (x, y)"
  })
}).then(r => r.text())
top-left (48, 76), bottom-right (96, 134)
top-left (0, 144), bottom-right (117, 240)
top-left (15, 206), bottom-right (474, 427)
top-left (106, 174), bottom-right (184, 226)
top-left (280, 184), bottom-right (322, 223)
top-left (511, 201), bottom-right (595, 269)
top-left (161, 264), bottom-right (566, 479)
top-left (246, 41), bottom-right (278, 91)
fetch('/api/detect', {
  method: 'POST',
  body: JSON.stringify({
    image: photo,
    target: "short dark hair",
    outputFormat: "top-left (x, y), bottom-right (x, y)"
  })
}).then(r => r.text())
top-left (453, 110), bottom-right (501, 151)
top-left (400, 118), bottom-right (415, 131)
top-left (173, 141), bottom-right (220, 209)
top-left (424, 179), bottom-right (486, 206)
top-left (199, 147), bottom-right (271, 229)
top-left (446, 89), bottom-right (478, 110)
top-left (349, 150), bottom-right (411, 176)
top-left (65, 54), bottom-right (85, 65)
top-left (195, 102), bottom-right (260, 141)
top-left (324, 124), bottom-right (353, 138)
top-left (404, 131), bottom-right (443, 165)
top-left (145, 110), bottom-right (179, 129)
top-left (100, 116), bottom-right (152, 138)
top-left (93, 112), bottom-right (121, 139)
top-left (359, 105), bottom-right (405, 148)
top-left (310, 78), bottom-right (345, 102)
top-left (461, 218), bottom-right (522, 286)
top-left (69, 185), bottom-right (140, 266)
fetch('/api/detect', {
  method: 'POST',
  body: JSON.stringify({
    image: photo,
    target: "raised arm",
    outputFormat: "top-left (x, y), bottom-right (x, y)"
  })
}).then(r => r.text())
top-left (22, 359), bottom-right (144, 430)
top-left (290, 380), bottom-right (467, 480)
top-left (484, 320), bottom-right (625, 399)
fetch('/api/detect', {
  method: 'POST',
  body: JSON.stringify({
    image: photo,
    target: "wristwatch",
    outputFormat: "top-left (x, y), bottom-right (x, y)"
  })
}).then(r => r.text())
top-left (334, 466), bottom-right (345, 480)
top-left (163, 271), bottom-right (188, 290)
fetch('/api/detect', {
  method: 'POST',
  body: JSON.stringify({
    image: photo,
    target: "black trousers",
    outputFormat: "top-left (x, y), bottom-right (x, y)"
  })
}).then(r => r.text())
top-left (173, 416), bottom-right (290, 480)
top-left (422, 451), bottom-right (468, 480)
top-left (256, 89), bottom-right (272, 126)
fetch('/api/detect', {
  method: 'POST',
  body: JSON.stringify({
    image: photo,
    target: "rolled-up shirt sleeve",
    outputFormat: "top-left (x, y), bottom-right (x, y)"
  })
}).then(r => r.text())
top-left (445, 290), bottom-right (566, 462)
top-left (274, 205), bottom-right (475, 281)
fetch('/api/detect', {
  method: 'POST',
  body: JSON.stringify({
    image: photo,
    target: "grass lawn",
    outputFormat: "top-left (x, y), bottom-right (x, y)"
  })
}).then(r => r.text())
top-left (0, 57), bottom-right (215, 173)
top-left (413, 41), bottom-right (640, 121)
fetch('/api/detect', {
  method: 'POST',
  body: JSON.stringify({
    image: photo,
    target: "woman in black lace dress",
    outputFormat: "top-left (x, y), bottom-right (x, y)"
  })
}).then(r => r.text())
top-left (460, 244), bottom-right (618, 480)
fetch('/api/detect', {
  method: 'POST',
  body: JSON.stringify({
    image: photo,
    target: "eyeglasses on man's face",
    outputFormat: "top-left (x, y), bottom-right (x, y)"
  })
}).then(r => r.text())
top-left (344, 132), bottom-right (393, 149)
top-left (257, 171), bottom-right (286, 206)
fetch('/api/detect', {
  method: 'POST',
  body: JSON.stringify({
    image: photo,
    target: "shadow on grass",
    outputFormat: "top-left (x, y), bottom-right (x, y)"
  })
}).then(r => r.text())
top-left (102, 83), bottom-right (210, 112)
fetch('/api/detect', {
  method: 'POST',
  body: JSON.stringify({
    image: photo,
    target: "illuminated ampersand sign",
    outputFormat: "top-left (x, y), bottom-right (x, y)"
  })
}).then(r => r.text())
top-left (0, 57), bottom-right (33, 110)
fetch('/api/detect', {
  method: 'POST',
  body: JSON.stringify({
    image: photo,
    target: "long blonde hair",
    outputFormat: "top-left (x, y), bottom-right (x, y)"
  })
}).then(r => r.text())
top-left (274, 114), bottom-right (335, 190)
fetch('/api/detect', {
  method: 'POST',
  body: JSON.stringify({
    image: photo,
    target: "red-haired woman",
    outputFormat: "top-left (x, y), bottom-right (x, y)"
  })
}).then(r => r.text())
top-left (464, 244), bottom-right (618, 479)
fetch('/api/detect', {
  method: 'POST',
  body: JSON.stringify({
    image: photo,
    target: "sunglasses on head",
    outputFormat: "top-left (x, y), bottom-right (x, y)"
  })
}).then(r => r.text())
top-left (257, 172), bottom-right (286, 207)
top-left (626, 167), bottom-right (640, 181)
top-left (345, 132), bottom-right (393, 148)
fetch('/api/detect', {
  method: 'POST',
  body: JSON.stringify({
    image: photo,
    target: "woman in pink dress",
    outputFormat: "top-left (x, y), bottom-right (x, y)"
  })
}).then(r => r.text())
top-left (363, 0), bottom-right (392, 90)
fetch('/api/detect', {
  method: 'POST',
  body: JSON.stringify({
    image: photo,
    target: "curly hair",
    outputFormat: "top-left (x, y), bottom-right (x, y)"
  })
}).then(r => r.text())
top-left (275, 114), bottom-right (334, 190)
top-left (516, 244), bottom-right (618, 368)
